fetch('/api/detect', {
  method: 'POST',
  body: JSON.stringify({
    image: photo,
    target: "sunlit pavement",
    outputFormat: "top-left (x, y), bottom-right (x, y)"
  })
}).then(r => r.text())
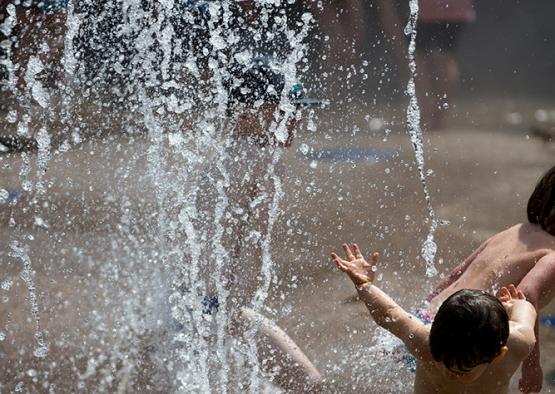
top-left (1, 102), bottom-right (555, 392)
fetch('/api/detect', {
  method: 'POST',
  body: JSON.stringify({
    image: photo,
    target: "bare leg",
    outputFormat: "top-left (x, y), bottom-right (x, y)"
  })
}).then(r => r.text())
top-left (239, 307), bottom-right (322, 393)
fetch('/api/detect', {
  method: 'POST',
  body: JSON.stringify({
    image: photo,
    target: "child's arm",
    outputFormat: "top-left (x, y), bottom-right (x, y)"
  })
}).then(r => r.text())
top-left (332, 244), bottom-right (431, 361)
top-left (516, 253), bottom-right (555, 393)
top-left (499, 285), bottom-right (538, 393)
top-left (426, 239), bottom-right (490, 302)
top-left (499, 285), bottom-right (537, 356)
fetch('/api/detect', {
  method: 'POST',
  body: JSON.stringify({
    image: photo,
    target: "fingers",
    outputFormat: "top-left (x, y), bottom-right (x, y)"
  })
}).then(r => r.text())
top-left (508, 284), bottom-right (526, 299)
top-left (342, 243), bottom-right (355, 261)
top-left (499, 287), bottom-right (510, 302)
top-left (352, 243), bottom-right (363, 259)
top-left (331, 252), bottom-right (349, 272)
top-left (508, 284), bottom-right (526, 300)
top-left (508, 284), bottom-right (518, 298)
top-left (371, 252), bottom-right (379, 265)
top-left (500, 285), bottom-right (527, 302)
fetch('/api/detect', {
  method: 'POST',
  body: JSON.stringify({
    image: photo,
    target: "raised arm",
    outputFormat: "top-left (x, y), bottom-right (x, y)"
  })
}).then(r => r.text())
top-left (332, 244), bottom-right (431, 361)
top-left (499, 285), bottom-right (537, 357)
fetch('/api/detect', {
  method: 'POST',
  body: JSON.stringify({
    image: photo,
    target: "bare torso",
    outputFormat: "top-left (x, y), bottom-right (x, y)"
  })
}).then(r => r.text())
top-left (429, 223), bottom-right (555, 313)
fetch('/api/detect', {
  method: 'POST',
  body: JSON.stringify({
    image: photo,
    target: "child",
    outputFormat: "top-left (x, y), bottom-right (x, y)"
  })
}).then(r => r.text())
top-left (175, 57), bottom-right (323, 392)
top-left (424, 164), bottom-right (555, 392)
top-left (332, 164), bottom-right (555, 392)
top-left (332, 243), bottom-right (537, 394)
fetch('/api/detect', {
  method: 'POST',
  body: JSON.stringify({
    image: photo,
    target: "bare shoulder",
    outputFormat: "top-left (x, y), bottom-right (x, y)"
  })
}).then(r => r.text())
top-left (518, 223), bottom-right (555, 249)
top-left (481, 224), bottom-right (521, 245)
top-left (411, 324), bottom-right (434, 362)
top-left (396, 313), bottom-right (433, 363)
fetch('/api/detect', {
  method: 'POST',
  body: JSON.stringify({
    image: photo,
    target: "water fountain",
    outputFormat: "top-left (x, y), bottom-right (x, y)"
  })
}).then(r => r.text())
top-left (0, 1), bottom-right (440, 392)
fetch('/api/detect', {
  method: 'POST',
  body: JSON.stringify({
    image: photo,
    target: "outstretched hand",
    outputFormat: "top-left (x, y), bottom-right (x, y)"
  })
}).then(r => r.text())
top-left (331, 243), bottom-right (379, 288)
top-left (499, 284), bottom-right (526, 304)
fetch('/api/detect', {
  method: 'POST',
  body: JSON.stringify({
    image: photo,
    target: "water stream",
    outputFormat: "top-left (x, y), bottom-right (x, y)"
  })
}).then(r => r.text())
top-left (0, 1), bottom-right (442, 392)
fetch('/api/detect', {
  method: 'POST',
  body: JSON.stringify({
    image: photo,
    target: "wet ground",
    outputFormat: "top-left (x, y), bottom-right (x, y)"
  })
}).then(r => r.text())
top-left (1, 98), bottom-right (555, 393)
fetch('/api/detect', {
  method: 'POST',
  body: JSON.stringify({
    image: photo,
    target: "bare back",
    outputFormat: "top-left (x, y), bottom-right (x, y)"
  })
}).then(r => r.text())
top-left (429, 223), bottom-right (555, 312)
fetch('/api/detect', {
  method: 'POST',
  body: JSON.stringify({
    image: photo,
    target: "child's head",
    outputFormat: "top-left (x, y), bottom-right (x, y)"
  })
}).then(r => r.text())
top-left (224, 56), bottom-right (321, 145)
top-left (429, 289), bottom-right (509, 373)
top-left (527, 164), bottom-right (555, 235)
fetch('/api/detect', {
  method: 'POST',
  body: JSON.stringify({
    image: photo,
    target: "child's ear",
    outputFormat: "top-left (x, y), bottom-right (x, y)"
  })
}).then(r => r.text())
top-left (492, 346), bottom-right (509, 364)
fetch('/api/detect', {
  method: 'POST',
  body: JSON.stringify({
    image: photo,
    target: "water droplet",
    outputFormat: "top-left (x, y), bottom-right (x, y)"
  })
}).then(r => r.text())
top-left (298, 143), bottom-right (310, 155)
top-left (33, 217), bottom-right (49, 229)
top-left (33, 346), bottom-right (49, 358)
top-left (0, 189), bottom-right (8, 204)
top-left (6, 110), bottom-right (17, 123)
top-left (1, 280), bottom-right (13, 291)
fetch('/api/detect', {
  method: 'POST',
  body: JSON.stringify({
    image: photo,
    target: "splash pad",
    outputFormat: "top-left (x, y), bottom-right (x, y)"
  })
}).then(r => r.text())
top-left (0, 1), bottom-right (442, 392)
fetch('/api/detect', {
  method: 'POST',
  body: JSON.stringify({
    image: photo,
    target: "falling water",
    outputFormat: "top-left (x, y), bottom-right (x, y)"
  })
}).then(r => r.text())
top-left (0, 0), bottom-right (457, 391)
top-left (404, 0), bottom-right (446, 277)
top-left (8, 240), bottom-right (49, 359)
top-left (1, 1), bottom-right (316, 392)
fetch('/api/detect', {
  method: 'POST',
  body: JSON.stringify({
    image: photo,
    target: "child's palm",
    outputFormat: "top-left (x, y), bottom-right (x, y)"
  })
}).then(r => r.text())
top-left (331, 244), bottom-right (379, 287)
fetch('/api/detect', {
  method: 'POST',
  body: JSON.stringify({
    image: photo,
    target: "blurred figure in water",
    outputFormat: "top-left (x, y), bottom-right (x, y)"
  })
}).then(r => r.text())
top-left (375, 0), bottom-right (475, 130)
top-left (175, 56), bottom-right (323, 392)
top-left (220, 56), bottom-right (322, 391)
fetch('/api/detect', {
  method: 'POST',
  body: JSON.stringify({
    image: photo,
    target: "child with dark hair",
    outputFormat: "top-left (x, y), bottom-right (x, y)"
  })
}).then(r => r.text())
top-left (332, 164), bottom-right (555, 393)
top-left (429, 289), bottom-right (510, 373)
top-left (426, 164), bottom-right (555, 393)
top-left (332, 244), bottom-right (536, 393)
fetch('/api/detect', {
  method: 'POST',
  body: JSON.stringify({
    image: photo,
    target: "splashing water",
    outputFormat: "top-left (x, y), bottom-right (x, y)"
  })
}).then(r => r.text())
top-left (0, 0), bottom-right (454, 391)
top-left (404, 0), bottom-right (447, 277)
top-left (9, 241), bottom-right (49, 359)
top-left (0, 0), bottom-right (316, 391)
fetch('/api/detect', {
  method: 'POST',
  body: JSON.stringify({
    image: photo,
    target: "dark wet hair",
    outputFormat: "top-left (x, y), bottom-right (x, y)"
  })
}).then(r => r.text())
top-left (527, 165), bottom-right (555, 235)
top-left (429, 289), bottom-right (509, 371)
top-left (225, 57), bottom-right (285, 107)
